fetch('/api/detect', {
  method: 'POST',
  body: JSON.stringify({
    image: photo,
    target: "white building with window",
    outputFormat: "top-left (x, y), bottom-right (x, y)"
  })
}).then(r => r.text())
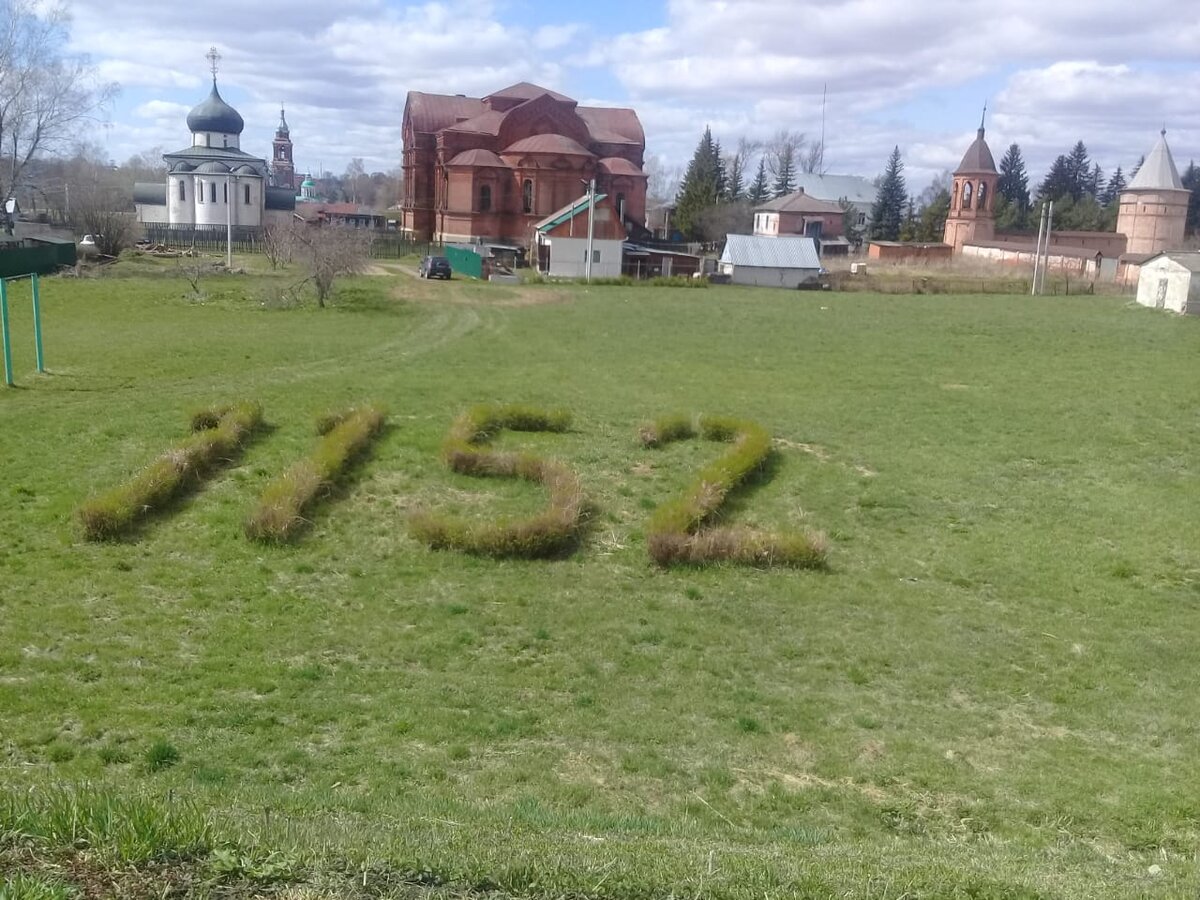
top-left (135, 77), bottom-right (295, 230)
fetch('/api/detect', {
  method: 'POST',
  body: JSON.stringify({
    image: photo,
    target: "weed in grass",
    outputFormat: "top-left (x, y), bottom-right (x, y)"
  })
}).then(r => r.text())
top-left (0, 873), bottom-right (75, 900)
top-left (246, 404), bottom-right (386, 542)
top-left (97, 745), bottom-right (130, 766)
top-left (144, 740), bottom-right (181, 772)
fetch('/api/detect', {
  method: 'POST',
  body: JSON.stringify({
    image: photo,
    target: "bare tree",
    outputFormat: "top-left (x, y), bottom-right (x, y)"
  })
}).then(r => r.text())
top-left (343, 157), bottom-right (366, 204)
top-left (261, 223), bottom-right (295, 270)
top-left (72, 183), bottom-right (135, 256)
top-left (643, 155), bottom-right (683, 207)
top-left (290, 225), bottom-right (371, 307)
top-left (800, 140), bottom-right (826, 176)
top-left (0, 2), bottom-right (117, 206)
top-left (766, 129), bottom-right (807, 180)
top-left (722, 137), bottom-right (761, 202)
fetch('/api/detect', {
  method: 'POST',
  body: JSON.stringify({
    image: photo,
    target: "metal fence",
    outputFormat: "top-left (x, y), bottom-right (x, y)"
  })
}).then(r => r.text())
top-left (140, 226), bottom-right (440, 261)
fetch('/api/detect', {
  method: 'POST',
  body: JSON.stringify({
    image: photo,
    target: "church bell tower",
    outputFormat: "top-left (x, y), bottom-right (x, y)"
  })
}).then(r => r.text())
top-left (271, 106), bottom-right (295, 190)
top-left (944, 109), bottom-right (998, 253)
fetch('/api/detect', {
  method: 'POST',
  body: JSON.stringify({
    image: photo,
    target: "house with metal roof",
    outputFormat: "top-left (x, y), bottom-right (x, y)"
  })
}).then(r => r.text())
top-left (718, 234), bottom-right (822, 288)
top-left (400, 83), bottom-right (647, 246)
top-left (134, 61), bottom-right (295, 234)
top-left (753, 189), bottom-right (851, 254)
top-left (789, 173), bottom-right (878, 234)
top-left (534, 192), bottom-right (626, 279)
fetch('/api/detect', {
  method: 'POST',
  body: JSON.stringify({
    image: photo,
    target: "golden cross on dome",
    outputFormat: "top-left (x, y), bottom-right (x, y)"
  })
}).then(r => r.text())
top-left (205, 46), bottom-right (221, 82)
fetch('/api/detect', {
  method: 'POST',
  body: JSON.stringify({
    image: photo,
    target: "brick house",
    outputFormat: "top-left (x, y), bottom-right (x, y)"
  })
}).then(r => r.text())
top-left (753, 189), bottom-right (849, 253)
top-left (400, 83), bottom-right (647, 246)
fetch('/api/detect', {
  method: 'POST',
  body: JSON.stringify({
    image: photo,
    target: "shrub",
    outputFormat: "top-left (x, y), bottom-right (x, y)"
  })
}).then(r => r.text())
top-left (77, 402), bottom-right (263, 541)
top-left (410, 405), bottom-right (586, 559)
top-left (643, 414), bottom-right (827, 569)
top-left (246, 404), bottom-right (386, 543)
top-left (144, 739), bottom-right (180, 772)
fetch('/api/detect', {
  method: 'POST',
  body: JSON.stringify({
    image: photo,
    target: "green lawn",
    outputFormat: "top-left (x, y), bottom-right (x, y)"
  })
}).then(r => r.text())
top-left (1, 265), bottom-right (1198, 898)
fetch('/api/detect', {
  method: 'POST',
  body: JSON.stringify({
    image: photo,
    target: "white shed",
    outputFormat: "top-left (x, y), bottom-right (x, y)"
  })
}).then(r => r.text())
top-left (1136, 252), bottom-right (1200, 314)
top-left (719, 234), bottom-right (822, 288)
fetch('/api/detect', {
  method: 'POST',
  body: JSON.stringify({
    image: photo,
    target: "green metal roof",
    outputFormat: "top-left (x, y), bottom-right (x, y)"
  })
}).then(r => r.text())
top-left (535, 193), bottom-right (607, 231)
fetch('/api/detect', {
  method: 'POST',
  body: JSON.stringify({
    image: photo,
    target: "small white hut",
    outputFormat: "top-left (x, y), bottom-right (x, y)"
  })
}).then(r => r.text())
top-left (1136, 252), bottom-right (1200, 314)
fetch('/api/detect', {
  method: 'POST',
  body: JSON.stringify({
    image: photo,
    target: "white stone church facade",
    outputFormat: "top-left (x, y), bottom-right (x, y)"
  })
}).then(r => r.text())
top-left (134, 78), bottom-right (295, 229)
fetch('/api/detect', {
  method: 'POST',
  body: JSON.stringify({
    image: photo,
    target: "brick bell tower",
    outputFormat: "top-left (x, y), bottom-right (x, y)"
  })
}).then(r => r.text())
top-left (944, 108), bottom-right (998, 253)
top-left (271, 105), bottom-right (295, 190)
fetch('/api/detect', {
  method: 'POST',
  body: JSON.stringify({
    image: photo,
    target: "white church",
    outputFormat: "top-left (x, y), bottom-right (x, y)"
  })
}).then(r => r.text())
top-left (134, 52), bottom-right (295, 230)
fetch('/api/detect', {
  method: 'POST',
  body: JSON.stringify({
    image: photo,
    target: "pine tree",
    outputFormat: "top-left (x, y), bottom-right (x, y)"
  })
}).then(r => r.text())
top-left (771, 145), bottom-right (795, 198)
top-left (712, 139), bottom-right (727, 202)
top-left (1038, 155), bottom-right (1073, 202)
top-left (674, 126), bottom-right (722, 240)
top-left (1183, 161), bottom-right (1200, 236)
top-left (869, 146), bottom-right (907, 241)
top-left (724, 151), bottom-right (745, 202)
top-left (1065, 141), bottom-right (1092, 200)
top-left (916, 189), bottom-right (951, 242)
top-left (1087, 163), bottom-right (1103, 198)
top-left (997, 143), bottom-right (1030, 222)
top-left (748, 159), bottom-right (769, 204)
top-left (840, 198), bottom-right (863, 248)
top-left (1100, 167), bottom-right (1126, 207)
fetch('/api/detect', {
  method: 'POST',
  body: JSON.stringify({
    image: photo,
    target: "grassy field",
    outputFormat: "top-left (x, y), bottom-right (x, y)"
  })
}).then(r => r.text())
top-left (1, 259), bottom-right (1199, 898)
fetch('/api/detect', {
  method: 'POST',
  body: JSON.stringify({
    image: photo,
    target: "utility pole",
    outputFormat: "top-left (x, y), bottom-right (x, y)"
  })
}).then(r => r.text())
top-left (226, 174), bottom-right (234, 270)
top-left (1040, 200), bottom-right (1054, 295)
top-left (584, 177), bottom-right (596, 283)
top-left (1031, 202), bottom-right (1046, 295)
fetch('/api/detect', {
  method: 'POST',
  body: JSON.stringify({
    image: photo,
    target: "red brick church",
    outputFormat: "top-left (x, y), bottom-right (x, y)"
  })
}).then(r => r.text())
top-left (400, 82), bottom-right (647, 244)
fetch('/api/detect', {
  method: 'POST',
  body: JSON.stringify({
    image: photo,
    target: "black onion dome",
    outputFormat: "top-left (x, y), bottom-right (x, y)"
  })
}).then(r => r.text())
top-left (186, 82), bottom-right (245, 135)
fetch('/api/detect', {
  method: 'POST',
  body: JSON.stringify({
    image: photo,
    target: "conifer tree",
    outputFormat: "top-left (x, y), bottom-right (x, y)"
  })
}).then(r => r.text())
top-left (674, 126), bottom-right (722, 239)
top-left (1183, 161), bottom-right (1200, 235)
top-left (1130, 155), bottom-right (1145, 180)
top-left (1038, 155), bottom-right (1073, 201)
top-left (997, 143), bottom-right (1030, 222)
top-left (1100, 167), bottom-right (1126, 207)
top-left (771, 145), bottom-right (795, 198)
top-left (869, 146), bottom-right (907, 241)
top-left (748, 159), bottom-right (769, 204)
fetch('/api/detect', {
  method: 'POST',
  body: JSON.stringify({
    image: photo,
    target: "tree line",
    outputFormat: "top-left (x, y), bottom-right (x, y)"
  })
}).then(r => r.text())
top-left (671, 126), bottom-right (827, 241)
top-left (866, 140), bottom-right (1200, 243)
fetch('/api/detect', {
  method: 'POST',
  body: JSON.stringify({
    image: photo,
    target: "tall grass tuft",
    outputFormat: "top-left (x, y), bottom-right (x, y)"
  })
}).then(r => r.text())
top-left (76, 402), bottom-right (263, 541)
top-left (245, 404), bottom-right (386, 543)
top-left (0, 786), bottom-right (214, 863)
top-left (644, 414), bottom-right (827, 568)
top-left (410, 405), bottom-right (586, 558)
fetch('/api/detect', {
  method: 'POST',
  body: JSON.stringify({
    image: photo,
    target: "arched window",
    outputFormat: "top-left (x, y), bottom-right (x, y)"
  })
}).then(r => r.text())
top-left (479, 184), bottom-right (492, 212)
top-left (222, 181), bottom-right (228, 203)
top-left (210, 182), bottom-right (217, 203)
top-left (952, 181), bottom-right (959, 210)
top-left (244, 183), bottom-right (251, 205)
top-left (197, 181), bottom-right (204, 204)
top-left (178, 180), bottom-right (186, 202)
top-left (976, 181), bottom-right (988, 212)
top-left (522, 179), bottom-right (533, 214)
top-left (962, 181), bottom-right (973, 211)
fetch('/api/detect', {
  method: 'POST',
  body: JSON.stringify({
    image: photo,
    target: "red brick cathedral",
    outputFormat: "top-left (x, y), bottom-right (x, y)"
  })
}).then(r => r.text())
top-left (400, 82), bottom-right (647, 244)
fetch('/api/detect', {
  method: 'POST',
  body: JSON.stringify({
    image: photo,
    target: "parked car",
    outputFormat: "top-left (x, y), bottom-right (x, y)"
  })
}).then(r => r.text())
top-left (78, 233), bottom-right (102, 254)
top-left (418, 255), bottom-right (452, 279)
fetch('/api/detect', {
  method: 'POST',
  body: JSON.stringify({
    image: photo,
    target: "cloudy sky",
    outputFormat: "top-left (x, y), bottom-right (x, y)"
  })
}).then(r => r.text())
top-left (64, 0), bottom-right (1199, 194)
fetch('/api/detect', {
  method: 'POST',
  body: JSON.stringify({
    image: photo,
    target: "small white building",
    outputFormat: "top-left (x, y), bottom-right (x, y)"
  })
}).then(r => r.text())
top-left (719, 234), bottom-right (822, 288)
top-left (533, 193), bottom-right (626, 279)
top-left (1136, 252), bottom-right (1200, 314)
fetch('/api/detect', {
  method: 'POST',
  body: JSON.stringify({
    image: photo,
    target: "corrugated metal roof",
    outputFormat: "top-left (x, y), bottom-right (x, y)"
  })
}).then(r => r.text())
top-left (1127, 131), bottom-right (1185, 191)
top-left (790, 173), bottom-right (878, 206)
top-left (720, 234), bottom-right (821, 269)
top-left (535, 193), bottom-right (609, 231)
top-left (755, 190), bottom-right (845, 214)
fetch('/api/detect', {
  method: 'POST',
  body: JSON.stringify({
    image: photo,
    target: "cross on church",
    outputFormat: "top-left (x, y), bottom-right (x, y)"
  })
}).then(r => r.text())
top-left (206, 46), bottom-right (221, 81)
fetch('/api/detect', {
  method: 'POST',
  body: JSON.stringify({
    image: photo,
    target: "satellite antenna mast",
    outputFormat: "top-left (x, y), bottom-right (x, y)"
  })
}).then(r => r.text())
top-left (819, 82), bottom-right (827, 174)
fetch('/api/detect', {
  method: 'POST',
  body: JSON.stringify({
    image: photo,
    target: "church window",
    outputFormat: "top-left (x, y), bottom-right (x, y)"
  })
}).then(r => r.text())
top-left (210, 182), bottom-right (217, 203)
top-left (178, 180), bottom-right (185, 201)
top-left (223, 182), bottom-right (228, 203)
top-left (616, 193), bottom-right (626, 219)
top-left (197, 181), bottom-right (204, 203)
top-left (479, 184), bottom-right (492, 212)
top-left (522, 179), bottom-right (533, 214)
top-left (977, 181), bottom-right (988, 211)
top-left (244, 184), bottom-right (251, 205)
top-left (952, 181), bottom-right (959, 209)
top-left (962, 181), bottom-right (973, 210)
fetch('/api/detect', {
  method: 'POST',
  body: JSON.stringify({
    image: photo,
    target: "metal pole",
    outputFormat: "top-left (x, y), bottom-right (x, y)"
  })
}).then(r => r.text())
top-left (1040, 200), bottom-right (1054, 295)
top-left (226, 174), bottom-right (233, 270)
top-left (31, 273), bottom-right (44, 372)
top-left (585, 178), bottom-right (596, 283)
top-left (1031, 202), bottom-right (1046, 295)
top-left (1, 280), bottom-right (12, 387)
